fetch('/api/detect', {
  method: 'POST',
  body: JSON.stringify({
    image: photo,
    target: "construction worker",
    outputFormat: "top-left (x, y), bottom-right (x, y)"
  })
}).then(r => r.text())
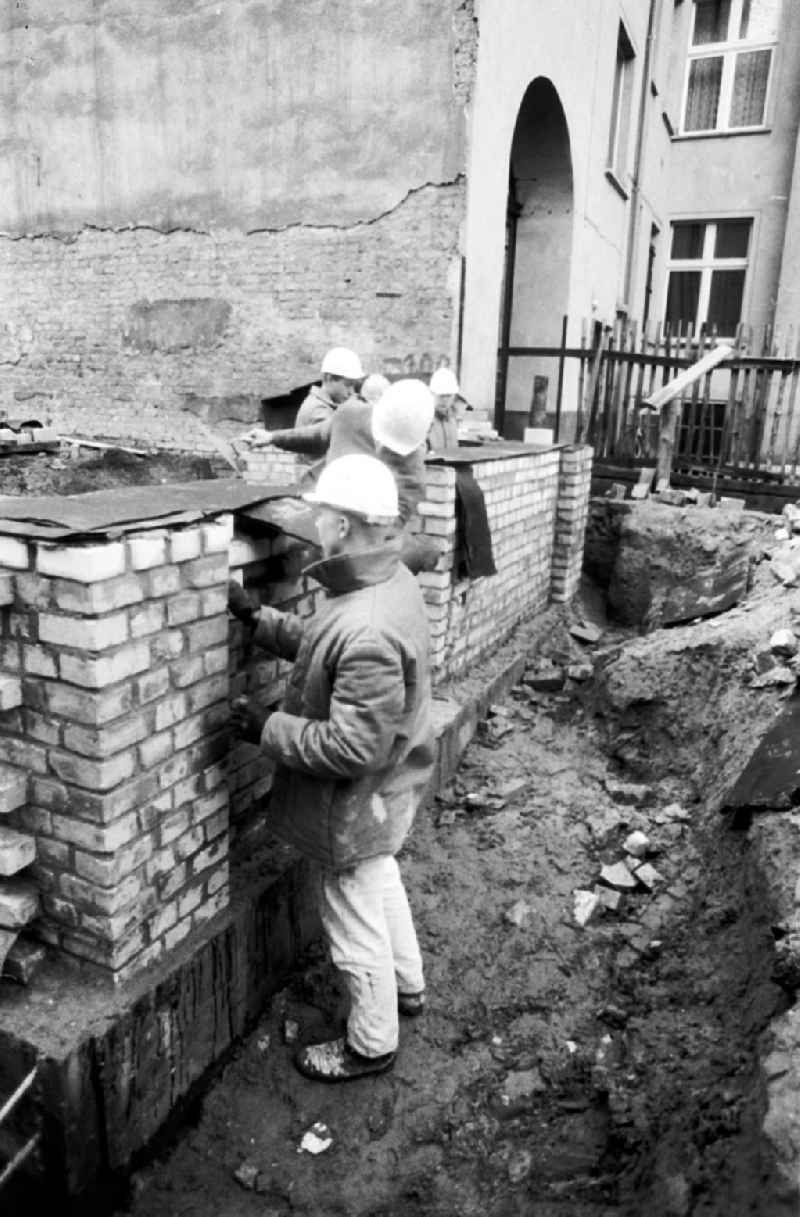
top-left (426, 367), bottom-right (460, 451)
top-left (243, 347), bottom-right (364, 453)
top-left (229, 454), bottom-right (432, 1082)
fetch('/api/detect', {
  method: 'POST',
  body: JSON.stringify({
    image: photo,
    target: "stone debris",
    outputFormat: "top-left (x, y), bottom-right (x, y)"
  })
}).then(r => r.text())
top-left (2, 937), bottom-right (45, 985)
top-left (298, 1122), bottom-right (333, 1155)
top-left (497, 777), bottom-right (527, 800)
top-left (633, 862), bottom-right (663, 890)
top-left (750, 666), bottom-right (796, 688)
top-left (595, 886), bottom-right (622, 912)
top-left (567, 661), bottom-right (594, 683)
top-left (599, 862), bottom-right (637, 891)
top-left (507, 1148), bottom-right (533, 1183)
top-left (606, 482), bottom-right (627, 500)
top-left (569, 621), bottom-right (602, 645)
top-left (604, 778), bottom-right (651, 806)
top-left (283, 1018), bottom-right (299, 1044)
top-left (233, 1162), bottom-right (259, 1190)
top-left (256, 1034), bottom-right (271, 1054)
top-left (771, 546), bottom-right (800, 587)
top-left (524, 663), bottom-right (565, 692)
top-left (770, 629), bottom-right (798, 657)
top-left (654, 488), bottom-right (688, 507)
top-left (623, 830), bottom-right (650, 858)
top-left (717, 496), bottom-right (745, 512)
top-left (502, 1067), bottom-right (546, 1102)
top-left (504, 899), bottom-right (533, 928)
top-left (573, 889), bottom-right (600, 926)
top-left (782, 502), bottom-right (800, 533)
top-left (657, 802), bottom-right (690, 823)
top-left (775, 527), bottom-right (791, 543)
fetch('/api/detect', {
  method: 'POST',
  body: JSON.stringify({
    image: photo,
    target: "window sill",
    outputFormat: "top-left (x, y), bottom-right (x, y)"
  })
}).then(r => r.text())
top-left (605, 169), bottom-right (629, 200)
top-left (672, 126), bottom-right (771, 141)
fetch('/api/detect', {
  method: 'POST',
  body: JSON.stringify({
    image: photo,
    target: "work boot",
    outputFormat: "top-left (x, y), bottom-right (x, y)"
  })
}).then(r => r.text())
top-left (294, 1037), bottom-right (395, 1083)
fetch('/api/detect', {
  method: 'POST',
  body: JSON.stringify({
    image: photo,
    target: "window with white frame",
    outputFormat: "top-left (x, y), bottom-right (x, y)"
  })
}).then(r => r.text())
top-left (607, 22), bottom-right (636, 182)
top-left (664, 218), bottom-right (751, 334)
top-left (681, 0), bottom-right (781, 133)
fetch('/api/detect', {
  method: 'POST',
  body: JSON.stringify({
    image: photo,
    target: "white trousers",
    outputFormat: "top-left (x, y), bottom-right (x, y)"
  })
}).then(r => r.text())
top-left (319, 854), bottom-right (424, 1057)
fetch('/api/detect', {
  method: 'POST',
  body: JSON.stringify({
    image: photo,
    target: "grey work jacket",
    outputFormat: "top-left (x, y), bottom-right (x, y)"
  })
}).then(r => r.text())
top-left (253, 547), bottom-right (434, 870)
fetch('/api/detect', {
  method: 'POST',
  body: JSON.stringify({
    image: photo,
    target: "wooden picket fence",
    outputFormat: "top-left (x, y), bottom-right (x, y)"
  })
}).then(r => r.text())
top-left (576, 319), bottom-right (800, 482)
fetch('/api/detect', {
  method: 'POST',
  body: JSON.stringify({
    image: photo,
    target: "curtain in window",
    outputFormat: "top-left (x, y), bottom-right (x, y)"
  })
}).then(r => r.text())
top-left (730, 48), bottom-right (771, 126)
top-left (684, 56), bottom-right (723, 130)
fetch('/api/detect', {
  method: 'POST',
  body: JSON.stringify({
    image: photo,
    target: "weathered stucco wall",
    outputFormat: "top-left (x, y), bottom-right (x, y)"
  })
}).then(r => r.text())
top-left (1, 0), bottom-right (463, 233)
top-left (0, 0), bottom-right (475, 446)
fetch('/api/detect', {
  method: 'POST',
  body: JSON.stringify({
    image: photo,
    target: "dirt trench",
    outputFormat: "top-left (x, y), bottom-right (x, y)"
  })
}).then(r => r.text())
top-left (114, 601), bottom-right (793, 1217)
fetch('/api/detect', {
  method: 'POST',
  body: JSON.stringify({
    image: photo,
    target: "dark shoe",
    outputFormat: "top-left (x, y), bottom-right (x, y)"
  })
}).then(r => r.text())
top-left (398, 990), bottom-right (426, 1017)
top-left (294, 1036), bottom-right (396, 1083)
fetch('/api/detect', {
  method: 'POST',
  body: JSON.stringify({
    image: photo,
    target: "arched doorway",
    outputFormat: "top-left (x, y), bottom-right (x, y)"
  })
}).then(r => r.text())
top-left (496, 78), bottom-right (573, 438)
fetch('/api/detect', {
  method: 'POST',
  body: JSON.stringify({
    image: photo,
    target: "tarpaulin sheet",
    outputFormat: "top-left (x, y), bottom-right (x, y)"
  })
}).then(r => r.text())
top-left (239, 498), bottom-right (320, 547)
top-left (425, 440), bottom-right (564, 465)
top-left (0, 479), bottom-right (295, 541)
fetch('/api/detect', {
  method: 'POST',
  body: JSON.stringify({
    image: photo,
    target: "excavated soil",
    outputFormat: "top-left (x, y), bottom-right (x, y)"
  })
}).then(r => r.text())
top-left (114, 598), bottom-right (792, 1217)
top-left (0, 447), bottom-right (228, 498)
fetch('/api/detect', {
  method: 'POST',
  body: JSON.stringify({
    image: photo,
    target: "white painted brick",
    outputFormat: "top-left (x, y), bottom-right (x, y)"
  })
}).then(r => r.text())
top-left (0, 826), bottom-right (35, 875)
top-left (39, 612), bottom-right (128, 651)
top-left (0, 765), bottom-right (27, 815)
top-left (0, 675), bottom-right (22, 710)
top-left (228, 536), bottom-right (274, 567)
top-left (127, 533), bottom-right (167, 570)
top-left (0, 878), bottom-right (38, 927)
top-left (169, 528), bottom-right (203, 563)
top-left (36, 541), bottom-right (125, 582)
top-left (203, 515), bottom-right (234, 552)
top-left (0, 536), bottom-right (30, 570)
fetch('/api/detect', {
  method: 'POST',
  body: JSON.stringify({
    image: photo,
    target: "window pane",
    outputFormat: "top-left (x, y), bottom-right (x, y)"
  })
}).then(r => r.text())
top-left (707, 269), bottom-right (745, 332)
top-left (671, 222), bottom-right (705, 259)
top-left (666, 271), bottom-right (702, 328)
top-left (684, 56), bottom-right (723, 130)
top-left (715, 220), bottom-right (751, 258)
top-left (693, 0), bottom-right (731, 44)
top-left (739, 0), bottom-right (781, 41)
top-left (730, 48), bottom-right (770, 125)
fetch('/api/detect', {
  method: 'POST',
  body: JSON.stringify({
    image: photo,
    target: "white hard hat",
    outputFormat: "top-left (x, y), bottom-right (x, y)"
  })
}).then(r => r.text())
top-left (429, 367), bottom-right (460, 396)
top-left (361, 373), bottom-right (390, 404)
top-left (320, 347), bottom-right (364, 380)
top-left (303, 454), bottom-right (398, 522)
top-left (371, 378), bottom-right (435, 456)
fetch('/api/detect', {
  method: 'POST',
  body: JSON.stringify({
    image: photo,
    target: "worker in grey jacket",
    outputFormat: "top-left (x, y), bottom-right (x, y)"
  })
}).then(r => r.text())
top-left (230, 454), bottom-right (433, 1082)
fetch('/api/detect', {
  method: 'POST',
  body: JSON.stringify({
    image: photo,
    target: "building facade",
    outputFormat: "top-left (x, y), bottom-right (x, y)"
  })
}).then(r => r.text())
top-left (1, 0), bottom-right (799, 447)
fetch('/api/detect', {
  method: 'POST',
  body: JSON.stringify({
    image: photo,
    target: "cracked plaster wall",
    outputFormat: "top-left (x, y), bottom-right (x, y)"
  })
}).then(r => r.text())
top-left (0, 0), bottom-right (473, 445)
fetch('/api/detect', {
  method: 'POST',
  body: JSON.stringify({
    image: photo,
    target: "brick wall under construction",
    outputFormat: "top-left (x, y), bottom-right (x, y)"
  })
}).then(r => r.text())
top-left (0, 443), bottom-right (591, 981)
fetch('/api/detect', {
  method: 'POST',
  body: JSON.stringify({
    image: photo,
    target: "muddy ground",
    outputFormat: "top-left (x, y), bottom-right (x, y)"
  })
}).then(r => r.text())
top-left (0, 447), bottom-right (228, 498)
top-left (111, 591), bottom-right (791, 1217)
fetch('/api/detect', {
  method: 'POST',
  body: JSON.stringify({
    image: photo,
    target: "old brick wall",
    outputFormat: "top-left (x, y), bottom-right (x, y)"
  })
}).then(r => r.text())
top-left (0, 184), bottom-right (464, 450)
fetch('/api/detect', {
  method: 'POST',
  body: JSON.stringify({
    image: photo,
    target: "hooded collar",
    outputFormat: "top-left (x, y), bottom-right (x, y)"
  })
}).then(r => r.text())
top-left (304, 544), bottom-right (401, 595)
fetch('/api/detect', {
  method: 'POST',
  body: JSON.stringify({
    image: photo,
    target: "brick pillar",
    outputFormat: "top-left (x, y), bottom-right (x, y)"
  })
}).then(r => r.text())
top-left (551, 444), bottom-right (594, 603)
top-left (415, 465), bottom-right (457, 676)
top-left (0, 516), bottom-right (233, 982)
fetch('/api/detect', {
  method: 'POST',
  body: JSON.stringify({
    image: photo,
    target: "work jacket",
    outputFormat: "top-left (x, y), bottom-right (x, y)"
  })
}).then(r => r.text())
top-left (269, 398), bottom-right (427, 527)
top-left (270, 385), bottom-right (356, 452)
top-left (254, 547), bottom-right (434, 871)
top-left (427, 412), bottom-right (459, 453)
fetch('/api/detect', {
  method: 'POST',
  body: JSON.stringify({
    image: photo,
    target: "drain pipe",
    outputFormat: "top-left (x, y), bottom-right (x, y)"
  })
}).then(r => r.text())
top-left (623, 0), bottom-right (658, 311)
